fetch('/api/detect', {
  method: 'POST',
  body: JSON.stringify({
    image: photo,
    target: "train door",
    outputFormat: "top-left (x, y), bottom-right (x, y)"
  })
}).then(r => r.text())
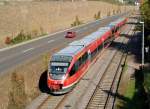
top-left (102, 38), bottom-right (104, 49)
top-left (88, 50), bottom-right (91, 61)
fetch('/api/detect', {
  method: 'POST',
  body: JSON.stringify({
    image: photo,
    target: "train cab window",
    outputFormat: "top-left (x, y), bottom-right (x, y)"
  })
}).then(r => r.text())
top-left (70, 65), bottom-right (75, 76)
top-left (70, 61), bottom-right (79, 76)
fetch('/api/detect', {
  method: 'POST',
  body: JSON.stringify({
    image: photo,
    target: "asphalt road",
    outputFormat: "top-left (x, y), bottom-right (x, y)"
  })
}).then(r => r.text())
top-left (0, 13), bottom-right (129, 74)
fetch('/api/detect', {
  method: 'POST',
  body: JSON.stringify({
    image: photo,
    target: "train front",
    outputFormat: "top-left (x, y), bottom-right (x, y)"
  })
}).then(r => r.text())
top-left (47, 55), bottom-right (72, 94)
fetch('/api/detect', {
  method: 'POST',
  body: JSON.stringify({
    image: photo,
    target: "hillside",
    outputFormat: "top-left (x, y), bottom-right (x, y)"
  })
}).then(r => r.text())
top-left (0, 1), bottom-right (134, 48)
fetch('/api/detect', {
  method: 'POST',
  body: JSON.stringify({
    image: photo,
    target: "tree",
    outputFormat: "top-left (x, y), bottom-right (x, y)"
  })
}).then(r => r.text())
top-left (140, 0), bottom-right (150, 30)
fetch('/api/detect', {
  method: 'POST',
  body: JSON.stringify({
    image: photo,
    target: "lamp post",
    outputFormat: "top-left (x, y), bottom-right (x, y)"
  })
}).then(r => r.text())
top-left (140, 21), bottom-right (144, 68)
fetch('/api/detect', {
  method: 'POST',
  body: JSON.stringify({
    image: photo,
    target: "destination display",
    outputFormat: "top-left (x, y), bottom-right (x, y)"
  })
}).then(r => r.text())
top-left (51, 62), bottom-right (69, 66)
top-left (51, 55), bottom-right (72, 62)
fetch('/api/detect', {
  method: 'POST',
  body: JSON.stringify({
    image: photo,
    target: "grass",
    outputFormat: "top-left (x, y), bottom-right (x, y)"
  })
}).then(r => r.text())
top-left (125, 80), bottom-right (135, 99)
top-left (144, 69), bottom-right (150, 93)
top-left (115, 69), bottom-right (146, 109)
top-left (8, 72), bottom-right (27, 109)
top-left (122, 63), bottom-right (128, 73)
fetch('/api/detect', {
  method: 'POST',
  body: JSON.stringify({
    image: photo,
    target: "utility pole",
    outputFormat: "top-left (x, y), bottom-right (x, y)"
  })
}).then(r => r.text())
top-left (140, 21), bottom-right (144, 69)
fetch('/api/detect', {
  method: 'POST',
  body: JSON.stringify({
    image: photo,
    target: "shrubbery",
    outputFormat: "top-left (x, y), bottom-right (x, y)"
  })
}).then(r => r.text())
top-left (4, 30), bottom-right (31, 45)
top-left (5, 36), bottom-right (11, 44)
top-left (4, 28), bottom-right (47, 45)
top-left (11, 30), bottom-right (31, 44)
top-left (71, 16), bottom-right (83, 27)
top-left (94, 11), bottom-right (101, 20)
top-left (140, 0), bottom-right (150, 30)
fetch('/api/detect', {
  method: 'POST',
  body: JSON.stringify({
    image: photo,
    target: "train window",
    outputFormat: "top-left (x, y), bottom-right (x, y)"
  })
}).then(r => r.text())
top-left (85, 52), bottom-right (88, 61)
top-left (82, 52), bottom-right (88, 64)
top-left (98, 45), bottom-right (103, 51)
top-left (78, 57), bottom-right (82, 66)
top-left (91, 48), bottom-right (97, 59)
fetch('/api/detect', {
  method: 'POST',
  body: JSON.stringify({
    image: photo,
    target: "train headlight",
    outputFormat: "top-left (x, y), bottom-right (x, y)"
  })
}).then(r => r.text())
top-left (62, 75), bottom-right (66, 80)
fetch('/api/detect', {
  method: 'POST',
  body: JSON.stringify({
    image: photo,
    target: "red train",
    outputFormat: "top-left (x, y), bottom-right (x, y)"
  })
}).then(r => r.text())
top-left (47, 17), bottom-right (128, 94)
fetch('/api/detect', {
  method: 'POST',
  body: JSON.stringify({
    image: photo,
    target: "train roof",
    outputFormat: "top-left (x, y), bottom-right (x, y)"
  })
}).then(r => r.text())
top-left (85, 27), bottom-right (110, 40)
top-left (108, 18), bottom-right (124, 26)
top-left (85, 31), bottom-right (101, 40)
top-left (98, 27), bottom-right (111, 32)
top-left (69, 38), bottom-right (94, 47)
top-left (53, 45), bottom-right (84, 57)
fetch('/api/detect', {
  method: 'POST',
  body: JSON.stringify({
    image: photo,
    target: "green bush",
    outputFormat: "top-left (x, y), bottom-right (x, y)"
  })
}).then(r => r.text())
top-left (94, 11), bottom-right (101, 20)
top-left (10, 30), bottom-right (31, 44)
top-left (147, 35), bottom-right (150, 43)
top-left (144, 69), bottom-right (150, 93)
top-left (71, 16), bottom-right (83, 27)
top-left (5, 28), bottom-right (47, 45)
top-left (140, 0), bottom-right (150, 30)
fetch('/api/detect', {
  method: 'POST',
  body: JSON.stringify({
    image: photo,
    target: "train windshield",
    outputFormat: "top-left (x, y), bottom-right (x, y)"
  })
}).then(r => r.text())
top-left (50, 62), bottom-right (69, 74)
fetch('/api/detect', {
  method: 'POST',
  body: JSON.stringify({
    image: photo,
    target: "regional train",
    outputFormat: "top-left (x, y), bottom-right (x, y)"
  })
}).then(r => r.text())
top-left (47, 17), bottom-right (128, 94)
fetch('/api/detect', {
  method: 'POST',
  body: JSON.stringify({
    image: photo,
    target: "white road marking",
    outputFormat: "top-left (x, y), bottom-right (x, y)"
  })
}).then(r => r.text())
top-left (47, 40), bottom-right (55, 43)
top-left (76, 27), bottom-right (88, 32)
top-left (76, 30), bottom-right (81, 32)
top-left (22, 48), bottom-right (34, 53)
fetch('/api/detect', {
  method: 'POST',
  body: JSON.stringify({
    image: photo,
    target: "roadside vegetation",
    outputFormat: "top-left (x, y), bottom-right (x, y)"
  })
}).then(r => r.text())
top-left (71, 16), bottom-right (83, 27)
top-left (140, 0), bottom-right (150, 61)
top-left (5, 30), bottom-right (31, 45)
top-left (8, 72), bottom-right (27, 109)
top-left (115, 69), bottom-right (147, 109)
top-left (5, 28), bottom-right (47, 45)
top-left (140, 0), bottom-right (150, 102)
top-left (94, 11), bottom-right (101, 20)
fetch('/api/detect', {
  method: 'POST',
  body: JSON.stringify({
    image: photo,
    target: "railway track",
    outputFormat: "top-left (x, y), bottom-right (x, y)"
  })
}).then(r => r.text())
top-left (37, 94), bottom-right (68, 109)
top-left (85, 25), bottom-right (134, 109)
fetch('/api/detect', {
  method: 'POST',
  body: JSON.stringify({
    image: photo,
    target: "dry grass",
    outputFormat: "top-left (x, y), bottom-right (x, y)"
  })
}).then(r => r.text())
top-left (0, 44), bottom-right (65, 109)
top-left (0, 1), bottom-right (135, 47)
top-left (0, 55), bottom-right (47, 109)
